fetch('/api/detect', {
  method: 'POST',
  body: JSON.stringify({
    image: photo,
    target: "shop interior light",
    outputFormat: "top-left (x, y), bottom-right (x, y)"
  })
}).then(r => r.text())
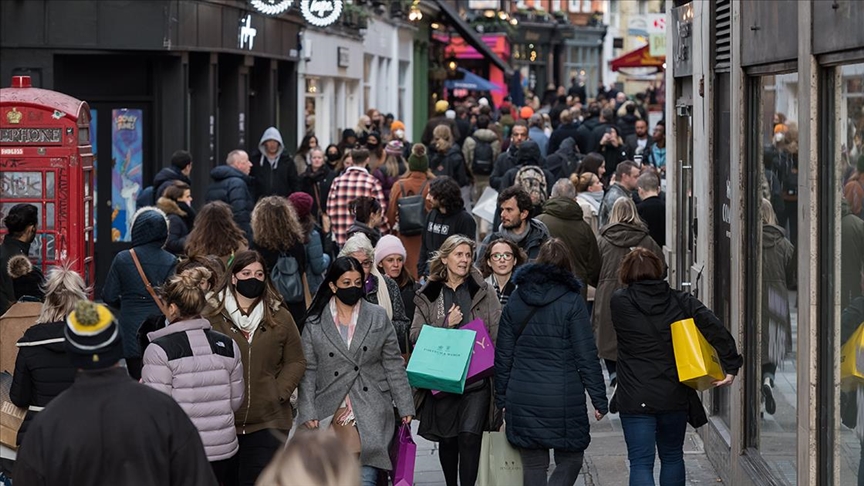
top-left (510, 18), bottom-right (518, 26)
top-left (484, 10), bottom-right (495, 18)
top-left (431, 22), bottom-right (440, 29)
top-left (408, 3), bottom-right (422, 22)
top-left (498, 12), bottom-right (508, 21)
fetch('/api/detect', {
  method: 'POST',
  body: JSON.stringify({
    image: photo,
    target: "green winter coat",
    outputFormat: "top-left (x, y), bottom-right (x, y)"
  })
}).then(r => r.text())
top-left (536, 197), bottom-right (601, 299)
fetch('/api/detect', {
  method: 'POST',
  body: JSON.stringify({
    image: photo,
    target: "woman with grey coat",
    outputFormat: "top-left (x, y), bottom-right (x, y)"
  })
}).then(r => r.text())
top-left (298, 256), bottom-right (415, 486)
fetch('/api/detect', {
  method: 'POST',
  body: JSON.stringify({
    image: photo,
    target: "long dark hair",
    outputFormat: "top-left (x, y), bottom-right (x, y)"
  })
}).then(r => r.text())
top-left (207, 250), bottom-right (283, 323)
top-left (296, 134), bottom-right (318, 157)
top-left (303, 256), bottom-right (365, 324)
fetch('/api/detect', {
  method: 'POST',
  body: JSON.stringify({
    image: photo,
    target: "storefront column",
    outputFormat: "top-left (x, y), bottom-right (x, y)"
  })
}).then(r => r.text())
top-left (217, 54), bottom-right (250, 153)
top-left (189, 52), bottom-right (218, 203)
top-left (249, 58), bottom-right (278, 150)
top-left (157, 53), bottom-right (189, 168)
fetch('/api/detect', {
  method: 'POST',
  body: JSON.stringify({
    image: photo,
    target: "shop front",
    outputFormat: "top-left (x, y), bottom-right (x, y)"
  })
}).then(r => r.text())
top-left (0, 0), bottom-right (301, 295)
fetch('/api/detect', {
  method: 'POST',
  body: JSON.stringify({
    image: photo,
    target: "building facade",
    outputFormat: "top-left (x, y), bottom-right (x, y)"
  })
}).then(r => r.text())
top-left (665, 0), bottom-right (864, 484)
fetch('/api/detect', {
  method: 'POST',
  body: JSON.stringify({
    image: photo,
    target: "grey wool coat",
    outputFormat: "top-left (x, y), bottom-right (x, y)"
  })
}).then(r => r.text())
top-left (298, 300), bottom-right (415, 470)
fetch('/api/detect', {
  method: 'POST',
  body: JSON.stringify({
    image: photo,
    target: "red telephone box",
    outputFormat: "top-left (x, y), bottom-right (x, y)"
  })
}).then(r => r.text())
top-left (0, 76), bottom-right (95, 287)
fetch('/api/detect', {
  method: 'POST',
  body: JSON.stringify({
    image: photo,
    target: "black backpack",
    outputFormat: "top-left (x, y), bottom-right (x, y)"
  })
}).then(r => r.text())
top-left (271, 253), bottom-right (304, 304)
top-left (396, 180), bottom-right (428, 236)
top-left (472, 138), bottom-right (495, 175)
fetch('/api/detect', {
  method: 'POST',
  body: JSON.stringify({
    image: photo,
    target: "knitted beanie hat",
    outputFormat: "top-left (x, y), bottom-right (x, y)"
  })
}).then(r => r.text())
top-left (287, 192), bottom-right (314, 220)
top-left (435, 100), bottom-right (449, 114)
top-left (374, 235), bottom-right (407, 267)
top-left (407, 144), bottom-right (429, 173)
top-left (519, 106), bottom-right (534, 119)
top-left (390, 120), bottom-right (406, 132)
top-left (385, 140), bottom-right (404, 156)
top-left (65, 300), bottom-right (124, 369)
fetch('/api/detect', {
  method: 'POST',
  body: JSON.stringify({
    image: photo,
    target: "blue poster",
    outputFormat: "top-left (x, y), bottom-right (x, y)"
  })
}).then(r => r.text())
top-left (111, 109), bottom-right (143, 242)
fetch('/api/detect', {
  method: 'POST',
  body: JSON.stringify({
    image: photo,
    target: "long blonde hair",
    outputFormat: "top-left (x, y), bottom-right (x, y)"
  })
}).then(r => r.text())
top-left (761, 198), bottom-right (778, 225)
top-left (609, 197), bottom-right (645, 227)
top-left (433, 124), bottom-right (454, 153)
top-left (428, 234), bottom-right (476, 282)
top-left (255, 431), bottom-right (359, 486)
top-left (37, 265), bottom-right (89, 324)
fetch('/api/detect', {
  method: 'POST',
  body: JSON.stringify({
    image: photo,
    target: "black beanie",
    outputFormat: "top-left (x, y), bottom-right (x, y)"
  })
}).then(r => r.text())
top-left (65, 300), bottom-right (124, 369)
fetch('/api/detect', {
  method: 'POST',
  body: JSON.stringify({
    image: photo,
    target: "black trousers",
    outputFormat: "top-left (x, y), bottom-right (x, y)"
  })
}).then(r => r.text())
top-left (226, 429), bottom-right (284, 486)
top-left (211, 455), bottom-right (238, 485)
top-left (438, 432), bottom-right (483, 486)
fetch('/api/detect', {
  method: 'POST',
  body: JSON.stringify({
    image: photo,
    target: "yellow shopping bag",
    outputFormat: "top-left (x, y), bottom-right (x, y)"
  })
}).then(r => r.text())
top-left (840, 323), bottom-right (864, 384)
top-left (670, 318), bottom-right (725, 391)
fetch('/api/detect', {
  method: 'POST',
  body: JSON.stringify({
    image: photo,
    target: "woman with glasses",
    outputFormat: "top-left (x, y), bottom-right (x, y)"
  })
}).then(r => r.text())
top-left (339, 233), bottom-right (410, 351)
top-left (479, 238), bottom-right (528, 306)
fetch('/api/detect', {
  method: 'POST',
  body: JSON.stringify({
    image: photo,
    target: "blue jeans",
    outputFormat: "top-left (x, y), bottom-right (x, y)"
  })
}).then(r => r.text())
top-left (361, 465), bottom-right (379, 486)
top-left (619, 411), bottom-right (688, 486)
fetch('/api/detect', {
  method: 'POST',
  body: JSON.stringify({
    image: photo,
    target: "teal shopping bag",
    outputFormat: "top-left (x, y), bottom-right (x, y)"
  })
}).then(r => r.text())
top-left (407, 326), bottom-right (476, 394)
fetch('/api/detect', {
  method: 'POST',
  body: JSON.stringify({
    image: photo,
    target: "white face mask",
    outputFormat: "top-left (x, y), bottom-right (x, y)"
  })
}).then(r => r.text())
top-left (394, 129), bottom-right (405, 139)
top-left (774, 132), bottom-right (785, 143)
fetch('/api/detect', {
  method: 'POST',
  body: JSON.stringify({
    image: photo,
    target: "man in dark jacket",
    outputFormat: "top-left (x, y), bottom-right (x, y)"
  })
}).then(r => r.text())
top-left (477, 186), bottom-right (550, 262)
top-left (574, 102), bottom-right (602, 155)
top-left (418, 177), bottom-right (477, 277)
top-left (624, 119), bottom-right (653, 163)
top-left (547, 109), bottom-right (581, 155)
top-left (490, 121), bottom-right (528, 191)
top-left (14, 301), bottom-right (215, 486)
top-left (0, 204), bottom-right (43, 314)
top-left (500, 140), bottom-right (556, 198)
top-left (206, 149), bottom-right (255, 240)
top-left (636, 172), bottom-right (666, 247)
top-left (599, 161), bottom-right (640, 228)
top-left (589, 107), bottom-right (617, 154)
top-left (152, 150), bottom-right (193, 200)
top-left (545, 137), bottom-right (582, 180)
top-left (616, 102), bottom-right (640, 140)
top-left (250, 126), bottom-right (301, 199)
top-left (536, 180), bottom-right (601, 299)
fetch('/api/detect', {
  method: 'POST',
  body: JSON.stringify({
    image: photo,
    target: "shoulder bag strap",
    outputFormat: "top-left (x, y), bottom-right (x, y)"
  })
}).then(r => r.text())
top-left (129, 249), bottom-right (170, 316)
top-left (514, 305), bottom-right (540, 340)
top-left (312, 184), bottom-right (323, 216)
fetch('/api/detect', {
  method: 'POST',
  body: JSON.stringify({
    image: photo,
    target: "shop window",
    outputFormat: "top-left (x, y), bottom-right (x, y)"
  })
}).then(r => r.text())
top-left (747, 73), bottom-right (800, 483)
top-left (833, 62), bottom-right (864, 486)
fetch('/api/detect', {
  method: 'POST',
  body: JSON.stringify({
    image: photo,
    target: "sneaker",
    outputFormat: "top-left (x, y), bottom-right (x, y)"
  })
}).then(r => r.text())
top-left (762, 378), bottom-right (776, 415)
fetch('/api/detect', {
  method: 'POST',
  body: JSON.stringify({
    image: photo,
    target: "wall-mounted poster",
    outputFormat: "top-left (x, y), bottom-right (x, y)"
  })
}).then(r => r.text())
top-left (111, 108), bottom-right (142, 242)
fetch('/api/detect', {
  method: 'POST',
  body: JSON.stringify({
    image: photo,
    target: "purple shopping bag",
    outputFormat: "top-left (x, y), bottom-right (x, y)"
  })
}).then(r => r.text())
top-left (390, 424), bottom-right (417, 486)
top-left (432, 318), bottom-right (495, 395)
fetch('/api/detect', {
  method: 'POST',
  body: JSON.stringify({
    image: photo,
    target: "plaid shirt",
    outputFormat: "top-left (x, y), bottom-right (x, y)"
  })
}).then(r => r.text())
top-left (327, 167), bottom-right (389, 246)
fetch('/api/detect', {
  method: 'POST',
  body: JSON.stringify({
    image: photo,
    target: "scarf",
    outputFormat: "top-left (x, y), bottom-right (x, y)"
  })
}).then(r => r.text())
top-left (222, 290), bottom-right (265, 343)
top-left (579, 191), bottom-right (603, 213)
top-left (330, 298), bottom-right (360, 426)
top-left (497, 224), bottom-right (530, 244)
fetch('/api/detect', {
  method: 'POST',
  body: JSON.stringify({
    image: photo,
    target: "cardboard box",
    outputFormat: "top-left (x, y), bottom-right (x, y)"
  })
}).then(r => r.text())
top-left (0, 373), bottom-right (25, 449)
top-left (0, 302), bottom-right (41, 374)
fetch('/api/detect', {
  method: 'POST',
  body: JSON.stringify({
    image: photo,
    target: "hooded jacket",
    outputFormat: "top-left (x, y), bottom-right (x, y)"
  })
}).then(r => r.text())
top-left (593, 222), bottom-right (662, 361)
top-left (152, 166), bottom-right (192, 200)
top-left (495, 264), bottom-right (607, 452)
top-left (574, 115), bottom-right (601, 154)
top-left (206, 164), bottom-right (255, 240)
top-left (462, 128), bottom-right (502, 171)
top-left (548, 121), bottom-right (581, 155)
top-left (156, 197), bottom-right (195, 256)
top-left (249, 127), bottom-right (301, 198)
top-left (0, 237), bottom-right (41, 314)
top-left (101, 208), bottom-right (178, 358)
top-left (544, 137), bottom-right (580, 180)
top-left (610, 281), bottom-right (742, 414)
top-left (499, 141), bottom-right (557, 200)
top-left (417, 207), bottom-right (476, 277)
top-left (9, 321), bottom-right (77, 446)
top-left (142, 318), bottom-right (244, 461)
top-left (490, 144), bottom-right (519, 191)
top-left (536, 197), bottom-right (601, 296)
top-left (761, 224), bottom-right (795, 364)
top-left (477, 218), bottom-right (551, 263)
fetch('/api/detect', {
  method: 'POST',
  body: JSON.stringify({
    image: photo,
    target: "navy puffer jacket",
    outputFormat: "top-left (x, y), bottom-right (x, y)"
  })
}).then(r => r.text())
top-left (205, 165), bottom-right (254, 240)
top-left (495, 263), bottom-right (608, 452)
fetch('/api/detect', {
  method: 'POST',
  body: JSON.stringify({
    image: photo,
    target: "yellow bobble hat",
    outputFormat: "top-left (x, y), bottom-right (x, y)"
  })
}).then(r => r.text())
top-left (65, 300), bottom-right (124, 369)
top-left (435, 100), bottom-right (449, 114)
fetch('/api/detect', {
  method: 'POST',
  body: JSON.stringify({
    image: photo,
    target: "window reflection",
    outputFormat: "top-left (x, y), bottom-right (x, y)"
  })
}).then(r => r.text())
top-left (837, 62), bottom-right (864, 486)
top-left (757, 73), bottom-right (799, 483)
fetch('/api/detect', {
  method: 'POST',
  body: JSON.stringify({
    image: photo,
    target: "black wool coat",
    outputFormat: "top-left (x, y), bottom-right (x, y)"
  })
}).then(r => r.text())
top-left (495, 264), bottom-right (608, 452)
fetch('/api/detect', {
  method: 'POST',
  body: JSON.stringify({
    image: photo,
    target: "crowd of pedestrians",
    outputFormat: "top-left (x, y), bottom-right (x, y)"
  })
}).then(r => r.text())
top-left (1, 85), bottom-right (744, 486)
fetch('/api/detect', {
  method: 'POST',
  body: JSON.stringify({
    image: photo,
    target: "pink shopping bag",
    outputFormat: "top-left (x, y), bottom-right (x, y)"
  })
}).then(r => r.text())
top-left (432, 318), bottom-right (495, 395)
top-left (390, 424), bottom-right (417, 486)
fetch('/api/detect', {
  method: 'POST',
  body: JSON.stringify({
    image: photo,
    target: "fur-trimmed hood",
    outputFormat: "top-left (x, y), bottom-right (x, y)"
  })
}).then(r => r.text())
top-left (513, 263), bottom-right (583, 307)
top-left (419, 268), bottom-right (484, 302)
top-left (156, 197), bottom-right (187, 218)
top-left (7, 254), bottom-right (33, 278)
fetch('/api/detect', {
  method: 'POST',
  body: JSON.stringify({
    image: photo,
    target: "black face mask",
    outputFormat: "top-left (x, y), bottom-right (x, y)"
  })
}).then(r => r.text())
top-left (335, 286), bottom-right (364, 307)
top-left (367, 143), bottom-right (379, 150)
top-left (327, 153), bottom-right (341, 162)
top-left (235, 277), bottom-right (265, 299)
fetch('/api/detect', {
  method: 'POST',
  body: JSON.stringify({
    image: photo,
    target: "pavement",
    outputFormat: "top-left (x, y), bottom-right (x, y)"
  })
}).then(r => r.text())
top-left (412, 397), bottom-right (724, 486)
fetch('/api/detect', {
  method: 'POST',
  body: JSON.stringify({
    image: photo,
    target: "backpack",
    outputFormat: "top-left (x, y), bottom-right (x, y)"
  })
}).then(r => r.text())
top-left (271, 253), bottom-right (304, 304)
top-left (514, 165), bottom-right (548, 206)
top-left (472, 138), bottom-right (495, 175)
top-left (136, 186), bottom-right (155, 208)
top-left (396, 180), bottom-right (428, 236)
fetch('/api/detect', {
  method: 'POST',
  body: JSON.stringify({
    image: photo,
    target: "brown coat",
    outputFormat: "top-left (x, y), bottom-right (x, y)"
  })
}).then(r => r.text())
top-left (387, 171), bottom-right (434, 280)
top-left (592, 222), bottom-right (662, 361)
top-left (208, 300), bottom-right (306, 434)
top-left (0, 302), bottom-right (41, 374)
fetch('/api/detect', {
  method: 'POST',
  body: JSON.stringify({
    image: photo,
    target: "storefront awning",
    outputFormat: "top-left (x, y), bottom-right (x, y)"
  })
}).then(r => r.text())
top-left (433, 0), bottom-right (513, 75)
top-left (444, 68), bottom-right (503, 92)
top-left (610, 45), bottom-right (665, 71)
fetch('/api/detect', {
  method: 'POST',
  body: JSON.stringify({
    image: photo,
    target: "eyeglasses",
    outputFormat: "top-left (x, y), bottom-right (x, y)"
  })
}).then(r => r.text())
top-left (491, 253), bottom-right (514, 262)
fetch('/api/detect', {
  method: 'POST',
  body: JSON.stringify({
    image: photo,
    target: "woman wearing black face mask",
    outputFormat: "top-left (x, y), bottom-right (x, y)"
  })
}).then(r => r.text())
top-left (324, 143), bottom-right (343, 168)
top-left (298, 256), bottom-right (415, 486)
top-left (207, 250), bottom-right (306, 486)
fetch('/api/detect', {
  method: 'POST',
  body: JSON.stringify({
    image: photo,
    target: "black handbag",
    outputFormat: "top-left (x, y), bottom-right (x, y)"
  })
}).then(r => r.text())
top-left (396, 180), bottom-right (428, 236)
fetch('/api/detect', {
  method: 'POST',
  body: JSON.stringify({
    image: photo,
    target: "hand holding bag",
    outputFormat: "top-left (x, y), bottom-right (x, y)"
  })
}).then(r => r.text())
top-left (477, 425), bottom-right (523, 486)
top-left (406, 326), bottom-right (476, 393)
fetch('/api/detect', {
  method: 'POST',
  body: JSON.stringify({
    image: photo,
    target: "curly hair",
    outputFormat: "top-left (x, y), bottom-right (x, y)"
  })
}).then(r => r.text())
top-left (185, 201), bottom-right (248, 258)
top-left (252, 196), bottom-right (303, 251)
top-left (428, 177), bottom-right (464, 214)
top-left (478, 238), bottom-right (527, 278)
top-left (498, 185), bottom-right (533, 214)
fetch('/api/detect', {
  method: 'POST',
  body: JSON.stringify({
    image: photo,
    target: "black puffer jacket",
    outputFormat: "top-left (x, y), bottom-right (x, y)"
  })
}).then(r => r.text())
top-left (152, 166), bottom-right (191, 200)
top-left (610, 281), bottom-right (743, 415)
top-left (206, 165), bottom-right (255, 240)
top-left (9, 321), bottom-right (77, 446)
top-left (429, 144), bottom-right (470, 187)
top-left (495, 264), bottom-right (608, 452)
